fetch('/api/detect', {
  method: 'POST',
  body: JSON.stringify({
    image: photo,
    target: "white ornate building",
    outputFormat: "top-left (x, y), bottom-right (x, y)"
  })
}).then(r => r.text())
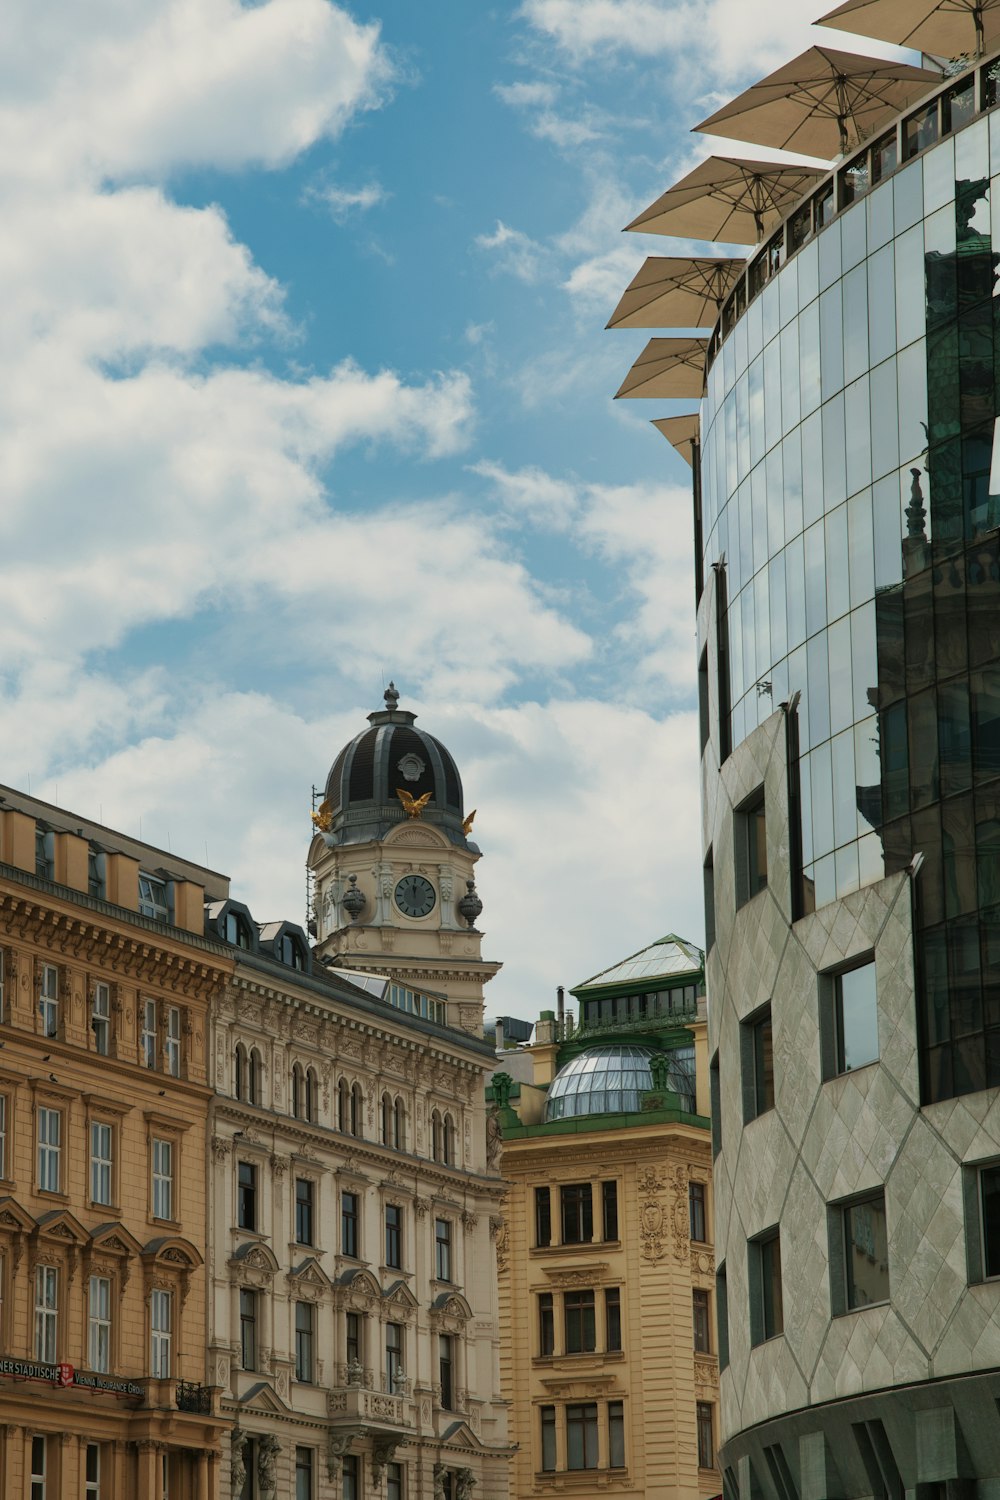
top-left (207, 689), bottom-right (510, 1500)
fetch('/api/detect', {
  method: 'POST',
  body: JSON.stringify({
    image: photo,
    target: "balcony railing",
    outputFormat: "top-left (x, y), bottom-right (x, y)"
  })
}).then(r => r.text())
top-left (327, 1383), bottom-right (409, 1427)
top-left (176, 1380), bottom-right (213, 1414)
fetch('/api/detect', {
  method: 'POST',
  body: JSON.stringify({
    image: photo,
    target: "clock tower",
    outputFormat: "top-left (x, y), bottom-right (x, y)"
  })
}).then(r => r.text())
top-left (308, 684), bottom-right (500, 1034)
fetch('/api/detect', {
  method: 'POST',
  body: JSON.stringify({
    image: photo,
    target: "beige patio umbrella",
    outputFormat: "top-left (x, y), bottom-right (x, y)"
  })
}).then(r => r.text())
top-left (652, 414), bottom-right (701, 464)
top-left (816, 0), bottom-right (1000, 57)
top-left (694, 47), bottom-right (942, 157)
top-left (625, 156), bottom-right (825, 244)
top-left (607, 257), bottom-right (745, 330)
top-left (615, 338), bottom-right (708, 400)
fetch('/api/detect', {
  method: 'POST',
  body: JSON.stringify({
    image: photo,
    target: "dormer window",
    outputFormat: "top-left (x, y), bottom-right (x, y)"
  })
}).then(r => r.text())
top-left (35, 828), bottom-right (53, 880)
top-left (139, 874), bottom-right (170, 923)
top-left (225, 911), bottom-right (251, 949)
top-left (278, 934), bottom-right (304, 969)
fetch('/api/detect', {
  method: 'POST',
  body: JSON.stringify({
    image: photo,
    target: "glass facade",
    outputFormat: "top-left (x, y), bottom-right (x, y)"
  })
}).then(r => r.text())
top-left (544, 1044), bottom-right (696, 1120)
top-left (702, 109), bottom-right (1000, 1103)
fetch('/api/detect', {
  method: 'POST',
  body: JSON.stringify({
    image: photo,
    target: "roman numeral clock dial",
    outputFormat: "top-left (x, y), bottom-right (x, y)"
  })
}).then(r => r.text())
top-left (394, 874), bottom-right (436, 918)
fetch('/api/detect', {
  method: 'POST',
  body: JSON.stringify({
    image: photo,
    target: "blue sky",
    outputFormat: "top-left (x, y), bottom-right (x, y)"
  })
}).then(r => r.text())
top-left (2, 0), bottom-right (883, 1018)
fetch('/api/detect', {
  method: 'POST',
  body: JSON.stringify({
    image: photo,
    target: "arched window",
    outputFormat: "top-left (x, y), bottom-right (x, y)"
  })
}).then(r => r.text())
top-left (443, 1112), bottom-right (456, 1166)
top-left (291, 1062), bottom-right (304, 1120)
top-left (234, 1043), bottom-right (248, 1101)
top-left (431, 1109), bottom-right (442, 1163)
top-left (305, 1068), bottom-right (317, 1123)
top-left (248, 1048), bottom-right (261, 1106)
top-left (381, 1092), bottom-right (393, 1146)
top-left (350, 1083), bottom-right (364, 1138)
top-left (337, 1078), bottom-right (349, 1133)
top-left (394, 1097), bottom-right (405, 1151)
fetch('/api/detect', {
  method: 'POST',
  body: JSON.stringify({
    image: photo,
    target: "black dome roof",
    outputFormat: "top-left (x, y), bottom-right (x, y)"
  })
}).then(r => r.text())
top-left (320, 684), bottom-right (469, 849)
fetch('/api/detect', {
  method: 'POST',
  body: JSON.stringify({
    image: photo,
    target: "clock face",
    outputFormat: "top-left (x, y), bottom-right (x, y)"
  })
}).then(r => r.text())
top-left (394, 874), bottom-right (436, 918)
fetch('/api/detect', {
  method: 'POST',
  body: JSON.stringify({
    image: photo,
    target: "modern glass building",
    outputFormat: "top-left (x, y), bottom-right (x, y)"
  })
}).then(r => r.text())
top-left (616, 26), bottom-right (1000, 1500)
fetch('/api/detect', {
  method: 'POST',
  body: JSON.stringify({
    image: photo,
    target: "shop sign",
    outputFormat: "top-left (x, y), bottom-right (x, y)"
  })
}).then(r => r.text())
top-left (0, 1358), bottom-right (143, 1398)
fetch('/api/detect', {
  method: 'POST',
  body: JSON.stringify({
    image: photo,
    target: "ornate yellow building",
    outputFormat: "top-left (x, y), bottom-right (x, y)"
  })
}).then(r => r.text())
top-left (0, 784), bottom-right (231, 1499)
top-left (494, 938), bottom-right (719, 1500)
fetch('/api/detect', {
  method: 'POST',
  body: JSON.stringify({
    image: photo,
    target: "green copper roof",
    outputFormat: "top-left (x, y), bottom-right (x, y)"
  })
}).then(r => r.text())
top-left (572, 934), bottom-right (704, 995)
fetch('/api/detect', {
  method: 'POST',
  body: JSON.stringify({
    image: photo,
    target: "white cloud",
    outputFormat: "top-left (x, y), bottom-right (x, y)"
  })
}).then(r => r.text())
top-left (34, 688), bottom-right (705, 1020)
top-left (520, 0), bottom-right (913, 81)
top-left (304, 180), bottom-right (388, 221)
top-left (474, 220), bottom-right (552, 283)
top-left (470, 459), bottom-right (579, 529)
top-left (493, 80), bottom-right (559, 108)
top-left (1, 0), bottom-right (393, 184)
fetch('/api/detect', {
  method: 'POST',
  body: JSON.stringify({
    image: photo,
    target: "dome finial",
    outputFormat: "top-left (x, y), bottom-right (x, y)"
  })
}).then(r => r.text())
top-left (384, 680), bottom-right (400, 714)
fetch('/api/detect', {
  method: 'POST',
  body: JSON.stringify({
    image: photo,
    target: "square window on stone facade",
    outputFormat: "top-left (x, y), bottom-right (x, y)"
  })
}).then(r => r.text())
top-left (749, 1229), bottom-right (783, 1345)
top-left (829, 1192), bottom-right (890, 1313)
top-left (740, 1005), bottom-right (775, 1122)
top-left (820, 957), bottom-right (878, 1079)
top-left (538, 1293), bottom-right (554, 1356)
top-left (962, 1159), bottom-right (1000, 1282)
top-left (237, 1161), bottom-right (257, 1231)
top-left (560, 1184), bottom-right (593, 1244)
top-left (734, 789), bottom-right (768, 908)
top-left (564, 1289), bottom-right (596, 1354)
top-left (605, 1287), bottom-right (622, 1351)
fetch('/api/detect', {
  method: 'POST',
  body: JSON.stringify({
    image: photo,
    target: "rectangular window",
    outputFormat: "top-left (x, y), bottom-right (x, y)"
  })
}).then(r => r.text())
top-left (40, 964), bottom-right (58, 1038)
top-left (346, 1310), bottom-right (362, 1367)
top-left (34, 1265), bottom-right (57, 1361)
top-left (980, 1163), bottom-right (1000, 1279)
top-left (0, 1093), bottom-right (8, 1181)
top-left (560, 1183), bottom-right (593, 1244)
top-left (31, 1435), bottom-right (46, 1500)
top-left (697, 1402), bottom-right (715, 1469)
top-left (689, 1181), bottom-right (707, 1242)
top-left (742, 1006), bottom-right (775, 1122)
top-left (541, 1406), bottom-right (556, 1472)
top-left (385, 1321), bottom-right (404, 1391)
top-left (88, 849), bottom-right (104, 900)
top-left (387, 1462), bottom-right (404, 1500)
top-left (566, 1402), bottom-right (598, 1470)
top-left (750, 1230), bottom-right (783, 1344)
top-left (439, 1332), bottom-right (454, 1409)
top-left (88, 1275), bottom-right (111, 1372)
top-left (295, 1447), bottom-right (313, 1500)
top-left (92, 983), bottom-right (111, 1055)
top-left (609, 1399), bottom-right (626, 1469)
top-left (295, 1301), bottom-right (314, 1383)
top-left (0, 948), bottom-right (4, 1021)
top-left (827, 958), bottom-right (879, 1076)
top-left (165, 1006), bottom-right (181, 1077)
top-left (38, 1106), bottom-right (60, 1193)
top-left (295, 1178), bottom-right (314, 1246)
top-left (602, 1180), bottom-right (619, 1241)
top-left (538, 1292), bottom-right (554, 1356)
top-left (237, 1161), bottom-right (257, 1231)
top-left (735, 790), bottom-right (767, 906)
top-left (150, 1288), bottom-right (171, 1377)
top-left (435, 1217), bottom-right (452, 1281)
top-left (152, 1137), bottom-right (173, 1220)
top-left (85, 1443), bottom-right (101, 1500)
top-left (141, 999), bottom-right (157, 1069)
top-left (385, 1204), bottom-right (402, 1269)
top-left (240, 1288), bottom-right (257, 1370)
top-left (139, 873), bottom-right (170, 922)
top-left (716, 1264), bottom-right (729, 1370)
top-left (342, 1456), bottom-right (359, 1500)
top-left (90, 1122), bottom-right (113, 1206)
top-left (535, 1186), bottom-right (551, 1247)
top-left (341, 1191), bottom-right (359, 1258)
top-left (693, 1289), bottom-right (711, 1353)
top-left (605, 1287), bottom-right (622, 1352)
top-left (564, 1289), bottom-right (596, 1354)
top-left (841, 1193), bottom-right (890, 1310)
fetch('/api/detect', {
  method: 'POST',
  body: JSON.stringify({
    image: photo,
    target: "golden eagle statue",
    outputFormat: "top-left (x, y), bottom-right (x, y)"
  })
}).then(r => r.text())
top-left (311, 800), bottom-right (332, 832)
top-left (396, 788), bottom-right (433, 819)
